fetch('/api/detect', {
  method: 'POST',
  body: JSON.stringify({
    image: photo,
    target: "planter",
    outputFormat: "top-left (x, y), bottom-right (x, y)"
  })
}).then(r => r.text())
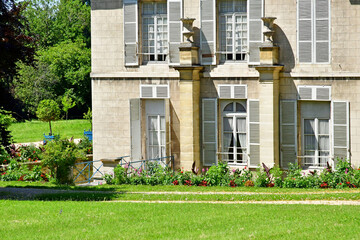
top-left (84, 130), bottom-right (92, 142)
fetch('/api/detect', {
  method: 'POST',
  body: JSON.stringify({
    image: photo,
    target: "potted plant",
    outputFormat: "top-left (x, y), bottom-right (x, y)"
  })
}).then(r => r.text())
top-left (36, 99), bottom-right (61, 143)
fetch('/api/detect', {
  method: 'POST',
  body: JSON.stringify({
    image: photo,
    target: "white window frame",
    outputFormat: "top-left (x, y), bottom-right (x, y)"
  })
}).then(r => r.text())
top-left (141, 2), bottom-right (168, 63)
top-left (297, 0), bottom-right (331, 64)
top-left (301, 117), bottom-right (331, 168)
top-left (146, 114), bottom-right (166, 159)
top-left (220, 100), bottom-right (248, 166)
top-left (218, 0), bottom-right (248, 62)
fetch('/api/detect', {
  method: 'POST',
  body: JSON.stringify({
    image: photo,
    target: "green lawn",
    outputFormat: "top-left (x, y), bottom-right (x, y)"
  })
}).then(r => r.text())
top-left (1, 200), bottom-right (359, 239)
top-left (8, 119), bottom-right (91, 143)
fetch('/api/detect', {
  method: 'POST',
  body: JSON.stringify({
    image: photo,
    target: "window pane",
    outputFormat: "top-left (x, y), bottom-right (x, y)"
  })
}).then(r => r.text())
top-left (224, 103), bottom-right (234, 112)
top-left (318, 119), bottom-right (329, 134)
top-left (236, 102), bottom-right (246, 112)
top-left (318, 136), bottom-right (329, 151)
top-left (304, 119), bottom-right (315, 134)
top-left (304, 135), bottom-right (316, 151)
top-left (223, 117), bottom-right (233, 131)
top-left (236, 118), bottom-right (246, 132)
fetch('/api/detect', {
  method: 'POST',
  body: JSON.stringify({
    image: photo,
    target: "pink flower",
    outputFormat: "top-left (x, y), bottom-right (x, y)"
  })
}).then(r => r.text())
top-left (232, 169), bottom-right (236, 173)
top-left (202, 168), bottom-right (205, 172)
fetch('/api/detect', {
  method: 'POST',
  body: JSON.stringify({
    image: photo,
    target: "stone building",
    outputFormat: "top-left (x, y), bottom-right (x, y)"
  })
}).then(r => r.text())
top-left (91, 0), bottom-right (360, 171)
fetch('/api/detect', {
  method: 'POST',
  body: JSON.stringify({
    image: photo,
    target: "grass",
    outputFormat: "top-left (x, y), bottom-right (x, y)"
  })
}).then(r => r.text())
top-left (1, 200), bottom-right (360, 239)
top-left (8, 119), bottom-right (91, 143)
top-left (2, 181), bottom-right (360, 193)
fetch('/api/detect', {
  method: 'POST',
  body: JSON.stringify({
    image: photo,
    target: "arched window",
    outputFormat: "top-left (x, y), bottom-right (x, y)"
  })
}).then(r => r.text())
top-left (222, 101), bottom-right (247, 165)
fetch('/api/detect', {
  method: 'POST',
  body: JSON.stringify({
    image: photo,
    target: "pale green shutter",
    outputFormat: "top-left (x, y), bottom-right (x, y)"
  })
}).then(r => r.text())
top-left (202, 98), bottom-right (217, 166)
top-left (248, 0), bottom-right (263, 64)
top-left (200, 0), bottom-right (216, 65)
top-left (280, 100), bottom-right (297, 169)
top-left (315, 0), bottom-right (330, 63)
top-left (130, 99), bottom-right (142, 160)
top-left (298, 0), bottom-right (312, 63)
top-left (124, 0), bottom-right (138, 66)
top-left (248, 100), bottom-right (260, 167)
top-left (332, 101), bottom-right (350, 162)
top-left (168, 0), bottom-right (182, 64)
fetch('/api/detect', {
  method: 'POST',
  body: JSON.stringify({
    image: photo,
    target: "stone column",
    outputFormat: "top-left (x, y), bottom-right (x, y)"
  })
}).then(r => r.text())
top-left (255, 17), bottom-right (283, 167)
top-left (173, 18), bottom-right (203, 170)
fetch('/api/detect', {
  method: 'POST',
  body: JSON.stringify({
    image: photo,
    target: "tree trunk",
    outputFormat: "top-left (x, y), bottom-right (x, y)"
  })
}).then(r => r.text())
top-left (49, 121), bottom-right (52, 136)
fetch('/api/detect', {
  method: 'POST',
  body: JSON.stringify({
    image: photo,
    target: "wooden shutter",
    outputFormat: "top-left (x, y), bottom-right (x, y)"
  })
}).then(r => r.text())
top-left (168, 0), bottom-right (182, 64)
top-left (218, 85), bottom-right (247, 99)
top-left (298, 0), bottom-right (312, 63)
top-left (202, 98), bottom-right (217, 166)
top-left (165, 98), bottom-right (171, 156)
top-left (315, 0), bottom-right (330, 63)
top-left (124, 0), bottom-right (138, 66)
top-left (200, 0), bottom-right (216, 65)
top-left (332, 101), bottom-right (350, 161)
top-left (280, 100), bottom-right (297, 169)
top-left (248, 99), bottom-right (260, 167)
top-left (130, 99), bottom-right (142, 160)
top-left (248, 0), bottom-right (263, 64)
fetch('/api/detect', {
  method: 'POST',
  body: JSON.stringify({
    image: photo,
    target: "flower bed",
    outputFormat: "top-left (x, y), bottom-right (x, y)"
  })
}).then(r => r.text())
top-left (104, 159), bottom-right (360, 189)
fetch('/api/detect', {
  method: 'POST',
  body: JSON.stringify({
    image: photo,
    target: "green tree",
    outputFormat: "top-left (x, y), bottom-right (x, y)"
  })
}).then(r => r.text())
top-left (83, 107), bottom-right (92, 131)
top-left (22, 0), bottom-right (90, 49)
top-left (36, 99), bottom-right (61, 136)
top-left (13, 61), bottom-right (59, 115)
top-left (61, 90), bottom-right (76, 120)
top-left (0, 109), bottom-right (15, 147)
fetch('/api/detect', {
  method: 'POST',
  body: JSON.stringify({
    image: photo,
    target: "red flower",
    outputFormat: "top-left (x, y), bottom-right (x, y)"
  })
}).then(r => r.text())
top-left (244, 166), bottom-right (247, 169)
top-left (181, 171), bottom-right (183, 174)
top-left (346, 182), bottom-right (350, 184)
top-left (172, 180), bottom-right (179, 185)
top-left (1, 172), bottom-right (6, 175)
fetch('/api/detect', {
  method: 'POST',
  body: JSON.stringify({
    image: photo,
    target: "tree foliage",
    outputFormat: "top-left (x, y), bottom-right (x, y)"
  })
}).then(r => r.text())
top-left (0, 108), bottom-right (15, 147)
top-left (62, 90), bottom-right (76, 120)
top-left (36, 99), bottom-right (61, 135)
top-left (0, 0), bottom-right (34, 79)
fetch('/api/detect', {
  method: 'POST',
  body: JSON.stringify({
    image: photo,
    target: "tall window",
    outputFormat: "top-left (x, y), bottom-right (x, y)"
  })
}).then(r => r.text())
top-left (146, 100), bottom-right (166, 159)
top-left (219, 0), bottom-right (248, 62)
top-left (303, 118), bottom-right (330, 167)
top-left (142, 2), bottom-right (168, 62)
top-left (221, 101), bottom-right (247, 165)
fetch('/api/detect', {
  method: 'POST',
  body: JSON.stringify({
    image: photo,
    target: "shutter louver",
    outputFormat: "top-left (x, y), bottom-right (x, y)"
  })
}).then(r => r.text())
top-left (298, 87), bottom-right (313, 100)
top-left (316, 87), bottom-right (330, 100)
top-left (298, 86), bottom-right (331, 100)
top-left (130, 99), bottom-right (142, 161)
top-left (141, 85), bottom-right (169, 98)
top-left (156, 86), bottom-right (168, 98)
top-left (280, 100), bottom-right (297, 169)
top-left (202, 98), bottom-right (217, 166)
top-left (315, 0), bottom-right (329, 63)
top-left (332, 101), bottom-right (350, 161)
top-left (298, 0), bottom-right (312, 63)
top-left (219, 86), bottom-right (231, 99)
top-left (218, 85), bottom-right (247, 99)
top-left (168, 0), bottom-right (182, 64)
top-left (124, 0), bottom-right (138, 66)
top-left (200, 0), bottom-right (216, 65)
top-left (165, 98), bottom-right (171, 156)
top-left (141, 86), bottom-right (153, 98)
top-left (248, 100), bottom-right (260, 167)
top-left (248, 0), bottom-right (263, 64)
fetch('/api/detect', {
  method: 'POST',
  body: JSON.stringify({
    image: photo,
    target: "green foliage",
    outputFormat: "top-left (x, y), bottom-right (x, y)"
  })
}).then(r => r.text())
top-left (61, 90), bottom-right (76, 120)
top-left (13, 61), bottom-right (59, 114)
top-left (83, 107), bottom-right (92, 130)
top-left (0, 109), bottom-right (15, 147)
top-left (255, 168), bottom-right (270, 187)
top-left (77, 138), bottom-right (92, 155)
top-left (22, 0), bottom-right (90, 49)
top-left (0, 159), bottom-right (42, 182)
top-left (270, 166), bottom-right (283, 188)
top-left (114, 165), bottom-right (127, 185)
top-left (204, 161), bottom-right (231, 186)
top-left (41, 138), bottom-right (86, 184)
top-left (36, 99), bottom-right (61, 135)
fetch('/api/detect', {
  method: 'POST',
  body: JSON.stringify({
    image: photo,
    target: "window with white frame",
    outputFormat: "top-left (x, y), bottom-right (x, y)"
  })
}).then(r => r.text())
top-left (221, 101), bottom-right (247, 165)
top-left (142, 2), bottom-right (168, 62)
top-left (219, 0), bottom-right (248, 62)
top-left (146, 100), bottom-right (166, 159)
top-left (300, 102), bottom-right (330, 168)
top-left (303, 118), bottom-right (330, 167)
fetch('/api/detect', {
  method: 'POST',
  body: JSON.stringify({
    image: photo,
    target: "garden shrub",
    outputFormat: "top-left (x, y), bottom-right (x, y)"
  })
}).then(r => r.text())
top-left (77, 138), bottom-right (92, 155)
top-left (41, 138), bottom-right (86, 184)
top-left (204, 161), bottom-right (230, 186)
top-left (0, 159), bottom-right (42, 182)
top-left (114, 165), bottom-right (128, 185)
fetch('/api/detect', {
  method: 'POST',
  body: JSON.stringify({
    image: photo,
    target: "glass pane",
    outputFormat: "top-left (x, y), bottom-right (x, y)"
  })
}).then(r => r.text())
top-left (223, 117), bottom-right (233, 131)
top-left (237, 133), bottom-right (246, 148)
top-left (160, 116), bottom-right (165, 130)
top-left (318, 136), bottom-right (330, 151)
top-left (152, 132), bottom-right (158, 145)
top-left (224, 103), bottom-right (234, 112)
top-left (149, 117), bottom-right (157, 130)
top-left (223, 133), bottom-right (233, 150)
top-left (318, 119), bottom-right (329, 134)
top-left (161, 132), bottom-right (165, 145)
top-left (304, 135), bottom-right (316, 151)
top-left (304, 119), bottom-right (315, 134)
top-left (236, 102), bottom-right (246, 112)
top-left (236, 118), bottom-right (246, 132)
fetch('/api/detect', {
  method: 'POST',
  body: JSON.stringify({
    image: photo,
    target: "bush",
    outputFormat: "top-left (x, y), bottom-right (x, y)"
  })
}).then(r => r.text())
top-left (204, 161), bottom-right (230, 186)
top-left (41, 138), bottom-right (85, 184)
top-left (77, 138), bottom-right (92, 154)
top-left (0, 159), bottom-right (42, 182)
top-left (114, 165), bottom-right (128, 185)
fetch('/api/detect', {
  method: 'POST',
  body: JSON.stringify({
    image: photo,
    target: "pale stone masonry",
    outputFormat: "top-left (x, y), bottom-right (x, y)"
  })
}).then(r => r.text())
top-left (91, 0), bottom-right (360, 172)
